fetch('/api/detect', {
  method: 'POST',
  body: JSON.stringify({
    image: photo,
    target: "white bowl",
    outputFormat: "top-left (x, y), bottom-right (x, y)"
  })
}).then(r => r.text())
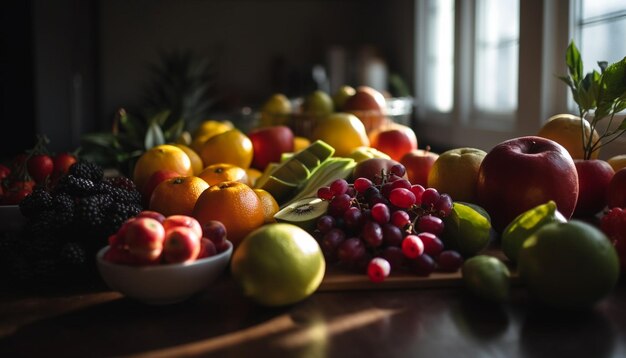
top-left (96, 241), bottom-right (233, 305)
top-left (0, 205), bottom-right (26, 231)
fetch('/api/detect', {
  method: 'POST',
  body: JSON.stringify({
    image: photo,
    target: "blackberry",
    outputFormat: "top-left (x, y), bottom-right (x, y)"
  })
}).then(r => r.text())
top-left (52, 193), bottom-right (75, 228)
top-left (59, 241), bottom-right (88, 266)
top-left (19, 188), bottom-right (53, 218)
top-left (105, 176), bottom-right (137, 192)
top-left (69, 161), bottom-right (104, 183)
top-left (108, 186), bottom-right (142, 205)
top-left (75, 195), bottom-right (107, 227)
top-left (56, 175), bottom-right (97, 197)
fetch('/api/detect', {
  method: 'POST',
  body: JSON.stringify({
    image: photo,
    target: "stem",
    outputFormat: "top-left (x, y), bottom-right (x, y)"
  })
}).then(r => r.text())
top-left (593, 128), bottom-right (626, 153)
top-left (579, 108), bottom-right (591, 160)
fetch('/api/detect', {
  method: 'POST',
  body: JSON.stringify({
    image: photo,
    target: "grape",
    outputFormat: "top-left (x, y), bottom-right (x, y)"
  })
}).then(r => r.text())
top-left (410, 253), bottom-right (436, 276)
top-left (417, 232), bottom-right (444, 256)
top-left (386, 174), bottom-right (402, 182)
top-left (317, 186), bottom-right (334, 200)
top-left (382, 223), bottom-right (403, 247)
top-left (433, 194), bottom-right (453, 217)
top-left (370, 203), bottom-right (390, 224)
top-left (368, 193), bottom-right (389, 207)
top-left (337, 237), bottom-right (366, 265)
top-left (389, 164), bottom-right (407, 177)
top-left (389, 188), bottom-right (416, 209)
top-left (317, 215), bottom-right (335, 233)
top-left (321, 228), bottom-right (346, 262)
top-left (362, 221), bottom-right (383, 248)
top-left (367, 257), bottom-right (391, 283)
top-left (346, 186), bottom-right (357, 198)
top-left (364, 186), bottom-right (380, 200)
top-left (391, 178), bottom-right (412, 190)
top-left (391, 210), bottom-right (411, 229)
top-left (401, 234), bottom-right (424, 259)
top-left (343, 207), bottom-right (365, 231)
top-left (437, 250), bottom-right (464, 272)
top-left (410, 185), bottom-right (425, 205)
top-left (328, 193), bottom-right (352, 217)
top-left (417, 214), bottom-right (444, 235)
top-left (354, 177), bottom-right (373, 193)
top-left (381, 246), bottom-right (406, 271)
top-left (330, 178), bottom-right (349, 196)
top-left (421, 188), bottom-right (440, 208)
top-left (380, 182), bottom-right (394, 198)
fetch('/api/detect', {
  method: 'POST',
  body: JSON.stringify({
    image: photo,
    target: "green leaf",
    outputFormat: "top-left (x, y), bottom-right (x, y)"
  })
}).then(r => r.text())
top-left (598, 61), bottom-right (608, 73)
top-left (152, 110), bottom-right (172, 127)
top-left (619, 118), bottom-right (626, 131)
top-left (614, 99), bottom-right (626, 114)
top-left (119, 111), bottom-right (145, 141)
top-left (164, 118), bottom-right (185, 142)
top-left (557, 75), bottom-right (574, 88)
top-left (81, 132), bottom-right (116, 147)
top-left (594, 100), bottom-right (612, 122)
top-left (566, 41), bottom-right (583, 84)
top-left (601, 57), bottom-right (626, 101)
top-left (577, 85), bottom-right (594, 110)
top-left (144, 121), bottom-right (166, 150)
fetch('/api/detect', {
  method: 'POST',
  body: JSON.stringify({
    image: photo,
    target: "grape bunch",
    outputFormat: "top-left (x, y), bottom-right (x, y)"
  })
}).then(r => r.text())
top-left (314, 164), bottom-right (463, 282)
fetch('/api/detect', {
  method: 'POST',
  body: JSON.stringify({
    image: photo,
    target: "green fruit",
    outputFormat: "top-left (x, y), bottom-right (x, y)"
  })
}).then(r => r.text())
top-left (501, 200), bottom-right (567, 264)
top-left (274, 197), bottom-right (329, 232)
top-left (441, 202), bottom-right (492, 257)
top-left (305, 139), bottom-right (335, 161)
top-left (332, 85), bottom-right (356, 110)
top-left (303, 90), bottom-right (334, 116)
top-left (271, 159), bottom-right (310, 183)
top-left (291, 150), bottom-right (320, 170)
top-left (231, 223), bottom-right (326, 306)
top-left (518, 220), bottom-right (619, 309)
top-left (257, 176), bottom-right (298, 203)
top-left (462, 255), bottom-right (511, 303)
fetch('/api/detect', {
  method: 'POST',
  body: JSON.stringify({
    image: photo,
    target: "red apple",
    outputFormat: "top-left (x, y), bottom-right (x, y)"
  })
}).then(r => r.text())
top-left (476, 136), bottom-right (579, 233)
top-left (142, 170), bottom-right (180, 207)
top-left (197, 237), bottom-right (217, 259)
top-left (607, 168), bottom-right (626, 209)
top-left (163, 226), bottom-right (201, 263)
top-left (352, 157), bottom-right (407, 185)
top-left (125, 217), bottom-right (166, 263)
top-left (343, 86), bottom-right (387, 133)
top-left (136, 210), bottom-right (166, 223)
top-left (400, 148), bottom-right (439, 187)
top-left (104, 245), bottom-right (138, 265)
top-left (369, 124), bottom-right (418, 161)
top-left (162, 215), bottom-right (203, 237)
top-left (248, 125), bottom-right (295, 171)
top-left (574, 159), bottom-right (614, 217)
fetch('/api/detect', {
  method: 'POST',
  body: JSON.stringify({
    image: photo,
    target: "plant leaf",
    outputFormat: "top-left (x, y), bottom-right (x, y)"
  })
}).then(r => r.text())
top-left (164, 118), bottom-right (185, 142)
top-left (598, 61), bottom-right (608, 73)
top-left (119, 111), bottom-right (145, 141)
top-left (81, 133), bottom-right (116, 147)
top-left (566, 40), bottom-right (583, 84)
top-left (619, 118), bottom-right (626, 131)
top-left (601, 57), bottom-right (626, 101)
top-left (144, 121), bottom-right (166, 150)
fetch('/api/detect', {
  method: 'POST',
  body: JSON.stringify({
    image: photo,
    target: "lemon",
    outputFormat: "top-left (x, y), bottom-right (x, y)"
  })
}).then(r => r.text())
top-left (501, 200), bottom-right (567, 264)
top-left (199, 129), bottom-right (254, 169)
top-left (230, 223), bottom-right (325, 306)
top-left (462, 255), bottom-right (511, 303)
top-left (441, 202), bottom-right (492, 257)
top-left (311, 113), bottom-right (370, 157)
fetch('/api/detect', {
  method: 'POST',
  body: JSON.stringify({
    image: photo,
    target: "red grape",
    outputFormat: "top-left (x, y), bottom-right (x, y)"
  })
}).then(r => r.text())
top-left (382, 223), bottom-right (404, 247)
top-left (389, 188), bottom-right (416, 208)
top-left (389, 164), bottom-right (407, 177)
top-left (337, 237), bottom-right (366, 265)
top-left (330, 178), bottom-right (349, 195)
top-left (391, 178), bottom-right (412, 190)
top-left (417, 232), bottom-right (444, 256)
top-left (362, 221), bottom-right (383, 248)
top-left (417, 215), bottom-right (444, 235)
top-left (367, 257), bottom-right (391, 283)
top-left (410, 254), bottom-right (436, 276)
top-left (433, 194), bottom-right (453, 217)
top-left (391, 210), bottom-right (411, 228)
top-left (317, 215), bottom-right (335, 233)
top-left (381, 246), bottom-right (406, 271)
top-left (437, 250), bottom-right (464, 272)
top-left (370, 203), bottom-right (390, 224)
top-left (329, 193), bottom-right (352, 217)
top-left (343, 207), bottom-right (365, 230)
top-left (317, 186), bottom-right (334, 200)
top-left (410, 185), bottom-right (425, 205)
top-left (402, 234), bottom-right (424, 259)
top-left (354, 177), bottom-right (373, 193)
top-left (421, 188), bottom-right (440, 208)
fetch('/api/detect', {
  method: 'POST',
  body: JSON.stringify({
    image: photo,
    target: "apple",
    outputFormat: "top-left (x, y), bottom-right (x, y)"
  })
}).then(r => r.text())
top-left (607, 154), bottom-right (626, 173)
top-left (125, 217), bottom-right (166, 263)
top-left (104, 245), bottom-right (138, 265)
top-left (369, 124), bottom-right (418, 161)
top-left (162, 215), bottom-right (203, 238)
top-left (163, 226), bottom-right (202, 263)
top-left (343, 86), bottom-right (387, 133)
top-left (332, 85), bottom-right (356, 111)
top-left (197, 237), bottom-right (217, 259)
top-left (142, 169), bottom-right (180, 207)
top-left (476, 136), bottom-right (579, 233)
top-left (248, 125), bottom-right (295, 171)
top-left (607, 168), bottom-right (626, 209)
top-left (136, 210), bottom-right (166, 223)
top-left (400, 148), bottom-right (439, 187)
top-left (302, 90), bottom-right (334, 116)
top-left (574, 159), bottom-right (614, 217)
top-left (353, 157), bottom-right (407, 185)
top-left (427, 147), bottom-right (486, 203)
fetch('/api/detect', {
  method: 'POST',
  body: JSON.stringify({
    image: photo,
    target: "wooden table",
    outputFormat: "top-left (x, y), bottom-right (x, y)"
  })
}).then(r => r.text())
top-left (1, 273), bottom-right (626, 358)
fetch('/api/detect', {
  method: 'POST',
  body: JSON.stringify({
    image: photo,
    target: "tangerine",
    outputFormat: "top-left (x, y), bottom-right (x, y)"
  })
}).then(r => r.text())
top-left (192, 181), bottom-right (265, 248)
top-left (190, 120), bottom-right (234, 154)
top-left (198, 163), bottom-right (248, 186)
top-left (149, 176), bottom-right (209, 217)
top-left (172, 143), bottom-right (204, 175)
top-left (245, 167), bottom-right (263, 187)
top-left (133, 144), bottom-right (194, 194)
top-left (254, 188), bottom-right (279, 223)
top-left (199, 129), bottom-right (254, 169)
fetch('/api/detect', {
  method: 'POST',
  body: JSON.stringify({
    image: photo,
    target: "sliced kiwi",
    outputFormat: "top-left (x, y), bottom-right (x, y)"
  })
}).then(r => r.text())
top-left (274, 197), bottom-right (329, 232)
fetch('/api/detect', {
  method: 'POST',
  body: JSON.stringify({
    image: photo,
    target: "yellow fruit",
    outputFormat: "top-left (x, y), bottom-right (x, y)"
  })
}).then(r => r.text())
top-left (172, 144), bottom-right (203, 175)
top-left (260, 93), bottom-right (292, 127)
top-left (254, 188), bottom-right (279, 223)
top-left (427, 147), bottom-right (487, 203)
top-left (133, 144), bottom-right (194, 193)
top-left (230, 223), bottom-right (325, 306)
top-left (175, 131), bottom-right (192, 146)
top-left (293, 136), bottom-right (311, 152)
top-left (190, 120), bottom-right (234, 153)
top-left (245, 167), bottom-right (263, 187)
top-left (537, 114), bottom-right (600, 160)
top-left (149, 176), bottom-right (209, 217)
top-left (198, 163), bottom-right (248, 186)
top-left (607, 154), bottom-right (626, 172)
top-left (192, 181), bottom-right (265, 248)
top-left (199, 129), bottom-right (254, 169)
top-left (311, 113), bottom-right (370, 157)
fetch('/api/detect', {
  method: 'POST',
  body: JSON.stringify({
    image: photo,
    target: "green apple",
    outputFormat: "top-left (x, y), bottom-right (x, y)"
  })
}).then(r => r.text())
top-left (427, 147), bottom-right (487, 203)
top-left (303, 90), bottom-right (334, 117)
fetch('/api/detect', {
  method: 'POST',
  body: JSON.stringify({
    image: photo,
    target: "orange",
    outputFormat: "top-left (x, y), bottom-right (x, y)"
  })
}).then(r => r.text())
top-left (254, 188), bottom-right (279, 223)
top-left (293, 136), bottom-right (311, 152)
top-left (190, 120), bottom-right (234, 154)
top-left (198, 163), bottom-right (248, 186)
top-left (133, 144), bottom-right (193, 193)
top-left (199, 129), bottom-right (254, 169)
top-left (149, 176), bottom-right (209, 217)
top-left (172, 143), bottom-right (204, 175)
top-left (245, 167), bottom-right (263, 187)
top-left (193, 181), bottom-right (265, 248)
top-left (537, 114), bottom-right (600, 160)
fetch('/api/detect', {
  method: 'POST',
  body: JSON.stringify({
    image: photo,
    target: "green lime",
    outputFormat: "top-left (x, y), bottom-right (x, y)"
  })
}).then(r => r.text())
top-left (501, 200), bottom-right (567, 264)
top-left (517, 220), bottom-right (619, 309)
top-left (441, 202), bottom-right (492, 257)
top-left (230, 223), bottom-right (325, 307)
top-left (462, 255), bottom-right (511, 303)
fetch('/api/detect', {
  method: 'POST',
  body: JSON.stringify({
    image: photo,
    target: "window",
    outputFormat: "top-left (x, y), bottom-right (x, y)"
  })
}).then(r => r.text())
top-left (423, 0), bottom-right (454, 113)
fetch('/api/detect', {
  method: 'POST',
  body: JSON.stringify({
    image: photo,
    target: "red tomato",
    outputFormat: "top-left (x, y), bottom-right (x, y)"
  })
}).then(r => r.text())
top-left (52, 152), bottom-right (78, 178)
top-left (27, 154), bottom-right (54, 183)
top-left (0, 164), bottom-right (10, 181)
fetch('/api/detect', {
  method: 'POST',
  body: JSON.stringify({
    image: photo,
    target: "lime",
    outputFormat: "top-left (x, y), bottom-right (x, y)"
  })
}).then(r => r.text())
top-left (517, 220), bottom-right (619, 309)
top-left (501, 200), bottom-right (567, 264)
top-left (230, 223), bottom-right (325, 306)
top-left (441, 202), bottom-right (492, 257)
top-left (462, 255), bottom-right (511, 303)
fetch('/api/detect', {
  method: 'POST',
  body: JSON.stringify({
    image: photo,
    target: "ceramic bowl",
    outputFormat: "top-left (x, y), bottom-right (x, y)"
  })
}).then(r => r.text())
top-left (96, 241), bottom-right (232, 305)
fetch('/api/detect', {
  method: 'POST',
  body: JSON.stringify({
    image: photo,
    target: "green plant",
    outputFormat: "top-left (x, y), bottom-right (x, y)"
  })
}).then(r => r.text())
top-left (558, 40), bottom-right (626, 160)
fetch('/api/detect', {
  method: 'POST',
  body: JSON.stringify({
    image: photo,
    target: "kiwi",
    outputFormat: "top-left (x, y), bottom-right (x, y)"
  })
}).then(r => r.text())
top-left (274, 197), bottom-right (329, 232)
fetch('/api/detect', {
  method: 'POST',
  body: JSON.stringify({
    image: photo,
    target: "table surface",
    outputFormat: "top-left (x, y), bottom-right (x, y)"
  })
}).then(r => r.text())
top-left (1, 272), bottom-right (626, 358)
